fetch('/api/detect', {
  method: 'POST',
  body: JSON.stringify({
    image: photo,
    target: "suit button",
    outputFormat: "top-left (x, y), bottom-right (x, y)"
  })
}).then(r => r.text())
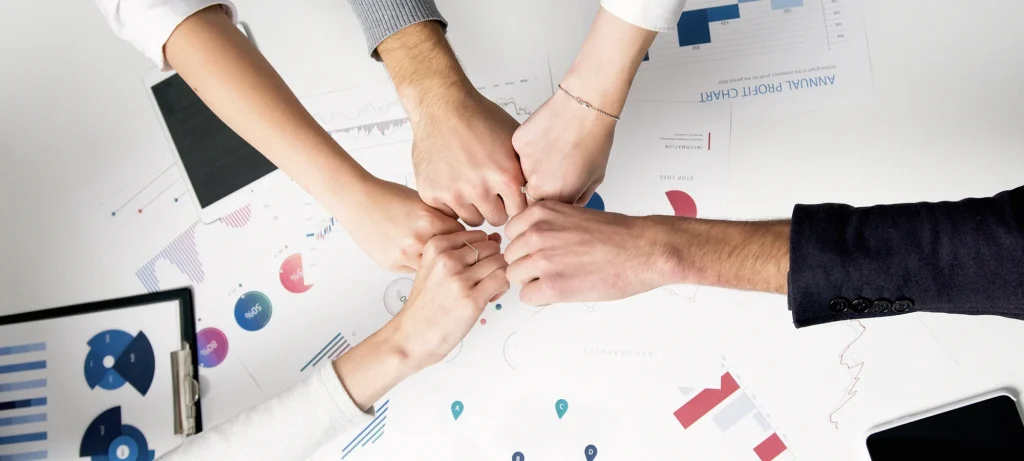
top-left (871, 299), bottom-right (892, 314)
top-left (851, 298), bottom-right (872, 313)
top-left (893, 299), bottom-right (914, 313)
top-left (829, 297), bottom-right (850, 313)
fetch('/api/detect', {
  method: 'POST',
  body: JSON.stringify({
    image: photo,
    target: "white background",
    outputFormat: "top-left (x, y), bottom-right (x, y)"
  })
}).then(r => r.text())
top-left (2, 0), bottom-right (1024, 460)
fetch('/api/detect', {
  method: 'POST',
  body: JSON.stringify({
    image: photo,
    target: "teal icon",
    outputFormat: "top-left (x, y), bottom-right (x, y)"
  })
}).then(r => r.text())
top-left (555, 399), bottom-right (568, 419)
top-left (512, 452), bottom-right (525, 461)
top-left (451, 400), bottom-right (464, 421)
top-left (495, 303), bottom-right (503, 310)
top-left (584, 445), bottom-right (598, 461)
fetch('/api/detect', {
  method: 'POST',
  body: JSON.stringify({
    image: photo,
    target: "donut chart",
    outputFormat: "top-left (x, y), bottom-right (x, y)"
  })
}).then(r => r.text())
top-left (666, 190), bottom-right (698, 218)
top-left (80, 406), bottom-right (156, 461)
top-left (84, 330), bottom-right (155, 396)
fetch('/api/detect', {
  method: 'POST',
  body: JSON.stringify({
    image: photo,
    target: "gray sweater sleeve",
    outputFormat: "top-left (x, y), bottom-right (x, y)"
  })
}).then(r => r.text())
top-left (347, 0), bottom-right (448, 59)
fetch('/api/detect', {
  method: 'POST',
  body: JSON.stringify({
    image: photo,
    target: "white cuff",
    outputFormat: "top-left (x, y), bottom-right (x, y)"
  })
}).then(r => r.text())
top-left (317, 362), bottom-right (376, 425)
top-left (600, 0), bottom-right (688, 32)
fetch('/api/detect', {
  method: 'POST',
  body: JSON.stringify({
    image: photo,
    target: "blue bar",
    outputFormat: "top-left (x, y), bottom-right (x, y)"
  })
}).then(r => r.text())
top-left (643, 51), bottom-right (650, 62)
top-left (0, 344), bottom-right (45, 356)
top-left (677, 10), bottom-right (712, 47)
top-left (0, 433), bottom-right (46, 446)
top-left (0, 414), bottom-right (46, 427)
top-left (0, 380), bottom-right (46, 393)
top-left (0, 362), bottom-right (45, 375)
top-left (0, 452), bottom-right (48, 461)
top-left (706, 4), bottom-right (741, 22)
top-left (771, 0), bottom-right (803, 9)
top-left (0, 398), bottom-right (46, 411)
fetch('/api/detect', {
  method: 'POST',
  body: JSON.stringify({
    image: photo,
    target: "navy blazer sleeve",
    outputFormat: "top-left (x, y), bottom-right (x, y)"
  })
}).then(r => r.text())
top-left (788, 186), bottom-right (1024, 328)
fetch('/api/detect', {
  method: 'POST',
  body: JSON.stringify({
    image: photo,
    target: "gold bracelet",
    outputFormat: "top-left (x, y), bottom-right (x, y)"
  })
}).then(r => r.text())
top-left (557, 84), bottom-right (621, 121)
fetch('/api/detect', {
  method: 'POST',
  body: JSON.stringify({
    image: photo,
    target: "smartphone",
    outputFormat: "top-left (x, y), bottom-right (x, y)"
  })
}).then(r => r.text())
top-left (865, 391), bottom-right (1024, 460)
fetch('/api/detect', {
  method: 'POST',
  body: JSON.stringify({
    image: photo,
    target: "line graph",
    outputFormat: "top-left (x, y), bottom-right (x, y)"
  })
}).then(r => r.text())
top-left (829, 320), bottom-right (866, 429)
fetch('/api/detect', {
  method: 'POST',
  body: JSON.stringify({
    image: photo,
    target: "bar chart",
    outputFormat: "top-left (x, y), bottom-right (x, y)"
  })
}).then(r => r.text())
top-left (673, 371), bottom-right (793, 461)
top-left (0, 342), bottom-right (48, 461)
top-left (644, 0), bottom-right (860, 68)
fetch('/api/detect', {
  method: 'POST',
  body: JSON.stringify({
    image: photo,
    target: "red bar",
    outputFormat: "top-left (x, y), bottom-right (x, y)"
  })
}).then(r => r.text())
top-left (754, 433), bottom-right (787, 461)
top-left (673, 372), bottom-right (740, 429)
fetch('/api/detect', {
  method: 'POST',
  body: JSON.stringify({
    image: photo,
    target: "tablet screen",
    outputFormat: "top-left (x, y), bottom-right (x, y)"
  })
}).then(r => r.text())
top-left (866, 394), bottom-right (1024, 460)
top-left (150, 74), bottom-right (277, 208)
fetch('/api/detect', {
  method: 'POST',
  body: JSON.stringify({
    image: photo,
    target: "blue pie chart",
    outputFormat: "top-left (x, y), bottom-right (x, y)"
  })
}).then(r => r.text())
top-left (84, 330), bottom-right (155, 396)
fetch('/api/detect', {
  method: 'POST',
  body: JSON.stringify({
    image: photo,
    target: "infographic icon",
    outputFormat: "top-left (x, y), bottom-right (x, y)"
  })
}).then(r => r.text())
top-left (384, 278), bottom-right (415, 316)
top-left (666, 190), bottom-right (698, 218)
top-left (279, 253), bottom-right (313, 294)
top-left (84, 330), bottom-right (155, 396)
top-left (235, 291), bottom-right (272, 331)
top-left (79, 406), bottom-right (156, 461)
top-left (584, 192), bottom-right (605, 211)
top-left (196, 328), bottom-right (229, 368)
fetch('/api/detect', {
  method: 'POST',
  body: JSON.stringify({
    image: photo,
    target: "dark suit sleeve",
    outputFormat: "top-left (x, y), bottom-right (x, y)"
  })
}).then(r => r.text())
top-left (788, 186), bottom-right (1024, 328)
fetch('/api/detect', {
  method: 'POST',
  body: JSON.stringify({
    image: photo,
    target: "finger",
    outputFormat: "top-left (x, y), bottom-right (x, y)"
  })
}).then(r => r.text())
top-left (395, 264), bottom-right (417, 274)
top-left (452, 202), bottom-right (486, 228)
top-left (574, 182), bottom-right (601, 208)
top-left (452, 240), bottom-right (501, 266)
top-left (476, 195), bottom-right (510, 227)
top-left (472, 267), bottom-right (512, 305)
top-left (434, 203), bottom-right (459, 220)
top-left (500, 186), bottom-right (528, 218)
top-left (506, 254), bottom-right (540, 287)
top-left (520, 279), bottom-right (558, 307)
top-left (504, 229), bottom-right (545, 265)
top-left (504, 204), bottom-right (547, 241)
top-left (421, 230), bottom-right (489, 263)
top-left (488, 233), bottom-right (502, 245)
top-left (465, 253), bottom-right (507, 283)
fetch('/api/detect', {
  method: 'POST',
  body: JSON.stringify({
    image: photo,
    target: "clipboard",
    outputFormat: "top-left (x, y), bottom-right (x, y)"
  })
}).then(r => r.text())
top-left (0, 288), bottom-right (202, 460)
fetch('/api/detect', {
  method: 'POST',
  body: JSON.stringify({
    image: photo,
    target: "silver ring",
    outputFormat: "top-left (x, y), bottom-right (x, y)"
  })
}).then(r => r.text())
top-left (463, 241), bottom-right (479, 265)
top-left (521, 185), bottom-right (542, 202)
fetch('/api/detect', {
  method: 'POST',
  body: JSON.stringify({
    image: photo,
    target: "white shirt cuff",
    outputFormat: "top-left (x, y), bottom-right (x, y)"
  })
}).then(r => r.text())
top-left (113, 1), bottom-right (238, 71)
top-left (600, 0), bottom-right (688, 32)
top-left (317, 362), bottom-right (376, 425)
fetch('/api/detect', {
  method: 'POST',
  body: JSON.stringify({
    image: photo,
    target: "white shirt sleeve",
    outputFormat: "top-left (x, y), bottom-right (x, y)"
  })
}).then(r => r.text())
top-left (93, 0), bottom-right (239, 70)
top-left (159, 364), bottom-right (374, 461)
top-left (600, 0), bottom-right (689, 32)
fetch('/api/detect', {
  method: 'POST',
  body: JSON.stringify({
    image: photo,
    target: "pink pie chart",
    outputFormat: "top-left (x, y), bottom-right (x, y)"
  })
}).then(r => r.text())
top-left (666, 190), bottom-right (698, 218)
top-left (279, 254), bottom-right (313, 294)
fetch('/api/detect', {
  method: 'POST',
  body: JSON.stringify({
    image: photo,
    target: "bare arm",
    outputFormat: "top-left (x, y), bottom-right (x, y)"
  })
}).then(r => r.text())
top-left (163, 7), bottom-right (463, 271)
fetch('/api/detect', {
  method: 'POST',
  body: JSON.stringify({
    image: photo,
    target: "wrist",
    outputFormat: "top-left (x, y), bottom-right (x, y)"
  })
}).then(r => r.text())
top-left (377, 21), bottom-right (476, 124)
top-left (640, 216), bottom-right (702, 286)
top-left (333, 324), bottom-right (418, 411)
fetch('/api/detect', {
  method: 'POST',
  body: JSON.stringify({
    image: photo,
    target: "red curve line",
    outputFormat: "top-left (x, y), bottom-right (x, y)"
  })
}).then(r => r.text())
top-left (829, 320), bottom-right (866, 430)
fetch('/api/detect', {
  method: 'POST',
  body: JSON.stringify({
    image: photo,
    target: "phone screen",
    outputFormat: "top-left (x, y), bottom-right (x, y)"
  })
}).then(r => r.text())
top-left (150, 73), bottom-right (277, 208)
top-left (866, 395), bottom-right (1024, 460)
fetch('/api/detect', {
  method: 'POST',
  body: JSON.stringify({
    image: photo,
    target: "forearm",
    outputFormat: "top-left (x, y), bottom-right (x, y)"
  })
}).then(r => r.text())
top-left (562, 7), bottom-right (658, 115)
top-left (651, 217), bottom-right (791, 294)
top-left (164, 7), bottom-right (370, 218)
top-left (333, 322), bottom-right (417, 411)
top-left (377, 21), bottom-right (476, 124)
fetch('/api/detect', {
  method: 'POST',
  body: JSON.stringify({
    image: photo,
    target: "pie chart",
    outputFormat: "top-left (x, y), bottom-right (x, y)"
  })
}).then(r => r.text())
top-left (84, 330), bottom-right (155, 396)
top-left (279, 253), bottom-right (313, 294)
top-left (79, 406), bottom-right (155, 461)
top-left (666, 190), bottom-right (698, 218)
top-left (584, 192), bottom-right (605, 211)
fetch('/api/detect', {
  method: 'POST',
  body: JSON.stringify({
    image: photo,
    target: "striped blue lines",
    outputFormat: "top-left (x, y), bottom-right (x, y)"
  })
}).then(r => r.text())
top-left (300, 333), bottom-right (350, 372)
top-left (0, 344), bottom-right (44, 356)
top-left (341, 400), bottom-right (388, 459)
top-left (0, 398), bottom-right (46, 412)
top-left (0, 432), bottom-right (46, 446)
top-left (136, 223), bottom-right (204, 293)
top-left (0, 380), bottom-right (45, 393)
top-left (0, 362), bottom-right (45, 375)
top-left (0, 451), bottom-right (48, 461)
top-left (0, 414), bottom-right (46, 427)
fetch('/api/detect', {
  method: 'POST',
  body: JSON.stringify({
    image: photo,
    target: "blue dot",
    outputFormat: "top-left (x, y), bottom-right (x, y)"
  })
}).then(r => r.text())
top-left (111, 212), bottom-right (116, 217)
top-left (495, 304), bottom-right (502, 311)
top-left (174, 198), bottom-right (179, 203)
top-left (584, 192), bottom-right (605, 212)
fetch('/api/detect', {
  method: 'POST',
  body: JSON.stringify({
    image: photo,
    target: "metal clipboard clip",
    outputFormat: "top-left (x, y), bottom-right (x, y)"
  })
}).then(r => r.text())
top-left (171, 341), bottom-right (200, 436)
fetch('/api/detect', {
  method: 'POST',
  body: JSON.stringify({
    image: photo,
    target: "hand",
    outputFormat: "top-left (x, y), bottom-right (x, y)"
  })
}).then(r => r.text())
top-left (504, 201), bottom-right (675, 306)
top-left (392, 230), bottom-right (510, 367)
top-left (338, 178), bottom-right (464, 272)
top-left (512, 90), bottom-right (614, 206)
top-left (412, 91), bottom-right (527, 226)
top-left (376, 21), bottom-right (527, 227)
top-left (512, 6), bottom-right (656, 206)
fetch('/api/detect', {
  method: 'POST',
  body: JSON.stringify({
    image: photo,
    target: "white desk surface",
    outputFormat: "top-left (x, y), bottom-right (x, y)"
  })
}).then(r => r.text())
top-left (2, 0), bottom-right (1024, 459)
